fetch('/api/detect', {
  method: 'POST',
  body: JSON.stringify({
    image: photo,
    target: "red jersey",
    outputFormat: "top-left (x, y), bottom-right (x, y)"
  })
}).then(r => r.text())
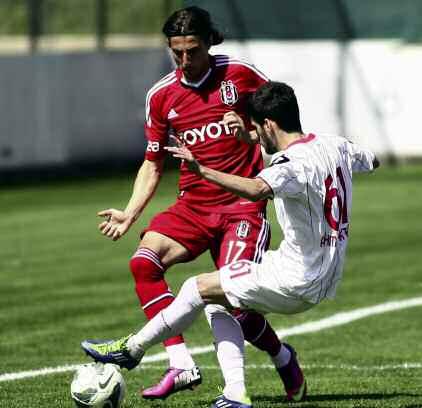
top-left (144, 54), bottom-right (268, 212)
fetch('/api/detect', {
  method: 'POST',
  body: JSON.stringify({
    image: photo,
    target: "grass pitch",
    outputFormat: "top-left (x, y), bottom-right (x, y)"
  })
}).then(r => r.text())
top-left (0, 163), bottom-right (422, 407)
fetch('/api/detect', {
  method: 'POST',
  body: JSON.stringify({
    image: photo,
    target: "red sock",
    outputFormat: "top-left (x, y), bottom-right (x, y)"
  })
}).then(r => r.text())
top-left (130, 247), bottom-right (184, 347)
top-left (235, 310), bottom-right (281, 357)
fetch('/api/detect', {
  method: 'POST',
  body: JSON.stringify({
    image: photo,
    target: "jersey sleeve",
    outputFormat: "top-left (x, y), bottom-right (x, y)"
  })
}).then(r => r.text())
top-left (257, 156), bottom-right (305, 198)
top-left (344, 140), bottom-right (376, 173)
top-left (241, 63), bottom-right (268, 94)
top-left (144, 89), bottom-right (169, 161)
top-left (239, 63), bottom-right (269, 131)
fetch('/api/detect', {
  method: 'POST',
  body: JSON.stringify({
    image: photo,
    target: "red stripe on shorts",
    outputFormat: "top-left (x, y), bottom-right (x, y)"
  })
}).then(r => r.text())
top-left (230, 270), bottom-right (252, 279)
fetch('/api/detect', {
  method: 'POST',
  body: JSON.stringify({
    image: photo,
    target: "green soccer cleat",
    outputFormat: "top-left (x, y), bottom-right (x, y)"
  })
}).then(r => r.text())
top-left (81, 334), bottom-right (142, 370)
top-left (210, 394), bottom-right (252, 408)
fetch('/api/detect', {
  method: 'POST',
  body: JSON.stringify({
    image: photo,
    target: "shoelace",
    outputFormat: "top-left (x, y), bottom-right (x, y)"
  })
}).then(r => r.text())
top-left (99, 335), bottom-right (131, 353)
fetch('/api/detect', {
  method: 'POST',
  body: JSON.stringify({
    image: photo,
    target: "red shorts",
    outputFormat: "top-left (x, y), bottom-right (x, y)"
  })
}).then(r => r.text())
top-left (143, 200), bottom-right (270, 268)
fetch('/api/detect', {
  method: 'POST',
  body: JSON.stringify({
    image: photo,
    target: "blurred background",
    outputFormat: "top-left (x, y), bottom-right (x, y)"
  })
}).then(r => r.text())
top-left (1, 3), bottom-right (422, 407)
top-left (0, 0), bottom-right (421, 178)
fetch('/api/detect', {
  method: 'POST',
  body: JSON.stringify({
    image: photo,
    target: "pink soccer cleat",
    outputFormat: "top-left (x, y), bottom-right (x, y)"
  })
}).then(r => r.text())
top-left (141, 366), bottom-right (202, 400)
top-left (277, 343), bottom-right (307, 402)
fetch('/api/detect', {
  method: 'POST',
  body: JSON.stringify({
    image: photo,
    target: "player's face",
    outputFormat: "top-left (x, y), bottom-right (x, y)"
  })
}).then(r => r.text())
top-left (251, 118), bottom-right (278, 154)
top-left (169, 35), bottom-right (211, 82)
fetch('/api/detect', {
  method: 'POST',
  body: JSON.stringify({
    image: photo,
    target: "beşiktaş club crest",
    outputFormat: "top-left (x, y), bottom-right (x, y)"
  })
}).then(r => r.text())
top-left (220, 80), bottom-right (238, 106)
top-left (236, 220), bottom-right (251, 239)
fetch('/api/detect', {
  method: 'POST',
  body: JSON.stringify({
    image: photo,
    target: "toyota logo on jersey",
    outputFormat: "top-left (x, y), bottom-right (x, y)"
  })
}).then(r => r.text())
top-left (181, 121), bottom-right (232, 145)
top-left (220, 80), bottom-right (238, 106)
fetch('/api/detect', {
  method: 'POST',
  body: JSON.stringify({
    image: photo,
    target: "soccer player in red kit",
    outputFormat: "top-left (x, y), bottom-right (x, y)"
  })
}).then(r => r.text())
top-left (93, 6), bottom-right (302, 400)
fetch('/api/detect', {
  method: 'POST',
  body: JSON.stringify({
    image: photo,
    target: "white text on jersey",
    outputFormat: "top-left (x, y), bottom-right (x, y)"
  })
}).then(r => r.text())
top-left (182, 121), bottom-right (231, 145)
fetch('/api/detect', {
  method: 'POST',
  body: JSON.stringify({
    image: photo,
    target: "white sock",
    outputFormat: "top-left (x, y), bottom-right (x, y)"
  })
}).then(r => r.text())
top-left (166, 343), bottom-right (195, 370)
top-left (271, 343), bottom-right (291, 368)
top-left (127, 277), bottom-right (204, 357)
top-left (206, 304), bottom-right (247, 402)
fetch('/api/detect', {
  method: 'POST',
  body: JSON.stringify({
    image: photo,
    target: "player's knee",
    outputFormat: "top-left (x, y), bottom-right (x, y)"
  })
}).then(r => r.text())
top-left (197, 272), bottom-right (227, 305)
top-left (204, 304), bottom-right (231, 326)
top-left (178, 276), bottom-right (200, 300)
top-left (129, 254), bottom-right (164, 283)
top-left (196, 273), bottom-right (213, 299)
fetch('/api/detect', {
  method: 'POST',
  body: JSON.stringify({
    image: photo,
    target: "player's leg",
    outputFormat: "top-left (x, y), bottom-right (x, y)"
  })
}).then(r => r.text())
top-left (132, 231), bottom-right (193, 367)
top-left (139, 269), bottom-right (251, 406)
top-left (205, 304), bottom-right (250, 405)
top-left (218, 259), bottom-right (311, 402)
top-left (234, 309), bottom-right (291, 369)
top-left (212, 213), bottom-right (291, 378)
top-left (82, 270), bottom-right (252, 407)
top-left (81, 274), bottom-right (213, 366)
top-left (128, 203), bottom-right (211, 398)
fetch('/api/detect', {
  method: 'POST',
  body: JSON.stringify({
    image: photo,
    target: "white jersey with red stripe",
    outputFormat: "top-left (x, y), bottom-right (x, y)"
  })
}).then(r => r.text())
top-left (257, 133), bottom-right (376, 303)
top-left (144, 54), bottom-right (268, 212)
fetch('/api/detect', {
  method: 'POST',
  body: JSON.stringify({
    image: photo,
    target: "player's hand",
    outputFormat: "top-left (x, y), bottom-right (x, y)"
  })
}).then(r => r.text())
top-left (165, 136), bottom-right (200, 174)
top-left (222, 111), bottom-right (249, 142)
top-left (97, 209), bottom-right (134, 241)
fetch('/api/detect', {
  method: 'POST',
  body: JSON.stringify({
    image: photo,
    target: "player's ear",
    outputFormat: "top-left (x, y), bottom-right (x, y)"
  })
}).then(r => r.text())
top-left (263, 118), bottom-right (272, 131)
top-left (264, 118), bottom-right (277, 134)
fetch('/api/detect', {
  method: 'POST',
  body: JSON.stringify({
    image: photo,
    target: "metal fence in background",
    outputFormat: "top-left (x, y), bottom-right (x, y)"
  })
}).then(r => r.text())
top-left (1, 0), bottom-right (421, 175)
top-left (186, 0), bottom-right (422, 42)
top-left (0, 0), bottom-right (182, 52)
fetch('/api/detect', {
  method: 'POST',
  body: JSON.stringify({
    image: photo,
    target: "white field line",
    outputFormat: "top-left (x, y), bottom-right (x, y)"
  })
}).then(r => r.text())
top-left (1, 296), bottom-right (422, 383)
top-left (2, 362), bottom-right (422, 384)
top-left (202, 363), bottom-right (422, 371)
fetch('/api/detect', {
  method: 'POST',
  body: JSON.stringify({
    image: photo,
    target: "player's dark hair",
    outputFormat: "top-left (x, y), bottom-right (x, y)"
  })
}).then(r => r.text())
top-left (162, 6), bottom-right (224, 46)
top-left (247, 82), bottom-right (302, 133)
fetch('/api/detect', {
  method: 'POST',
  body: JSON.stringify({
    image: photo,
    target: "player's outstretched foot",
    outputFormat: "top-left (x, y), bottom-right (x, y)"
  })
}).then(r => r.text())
top-left (210, 394), bottom-right (252, 408)
top-left (142, 366), bottom-right (202, 400)
top-left (277, 343), bottom-right (307, 402)
top-left (81, 334), bottom-right (142, 370)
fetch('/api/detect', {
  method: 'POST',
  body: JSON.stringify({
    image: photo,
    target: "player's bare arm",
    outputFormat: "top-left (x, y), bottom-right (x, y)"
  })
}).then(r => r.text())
top-left (166, 142), bottom-right (271, 201)
top-left (98, 158), bottom-right (164, 241)
top-left (196, 165), bottom-right (271, 201)
top-left (222, 111), bottom-right (259, 144)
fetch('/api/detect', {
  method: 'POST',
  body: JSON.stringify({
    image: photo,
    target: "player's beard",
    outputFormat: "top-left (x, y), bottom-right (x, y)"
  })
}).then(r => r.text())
top-left (182, 68), bottom-right (196, 81)
top-left (261, 134), bottom-right (278, 155)
top-left (183, 66), bottom-right (203, 82)
top-left (182, 57), bottom-right (210, 83)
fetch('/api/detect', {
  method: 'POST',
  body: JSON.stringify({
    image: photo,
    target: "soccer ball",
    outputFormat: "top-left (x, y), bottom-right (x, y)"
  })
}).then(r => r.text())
top-left (70, 363), bottom-right (126, 407)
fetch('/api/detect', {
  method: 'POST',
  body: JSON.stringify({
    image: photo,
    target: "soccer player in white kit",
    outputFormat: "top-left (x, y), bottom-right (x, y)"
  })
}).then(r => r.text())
top-left (81, 82), bottom-right (379, 408)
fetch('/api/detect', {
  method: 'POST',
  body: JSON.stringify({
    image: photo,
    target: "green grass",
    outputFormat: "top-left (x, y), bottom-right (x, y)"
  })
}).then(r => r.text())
top-left (0, 164), bottom-right (422, 407)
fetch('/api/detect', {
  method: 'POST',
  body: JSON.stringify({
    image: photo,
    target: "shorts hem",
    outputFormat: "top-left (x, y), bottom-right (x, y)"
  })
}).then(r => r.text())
top-left (140, 227), bottom-right (195, 262)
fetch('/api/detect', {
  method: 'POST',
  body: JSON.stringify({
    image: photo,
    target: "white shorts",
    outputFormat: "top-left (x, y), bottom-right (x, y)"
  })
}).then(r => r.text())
top-left (219, 260), bottom-right (314, 315)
